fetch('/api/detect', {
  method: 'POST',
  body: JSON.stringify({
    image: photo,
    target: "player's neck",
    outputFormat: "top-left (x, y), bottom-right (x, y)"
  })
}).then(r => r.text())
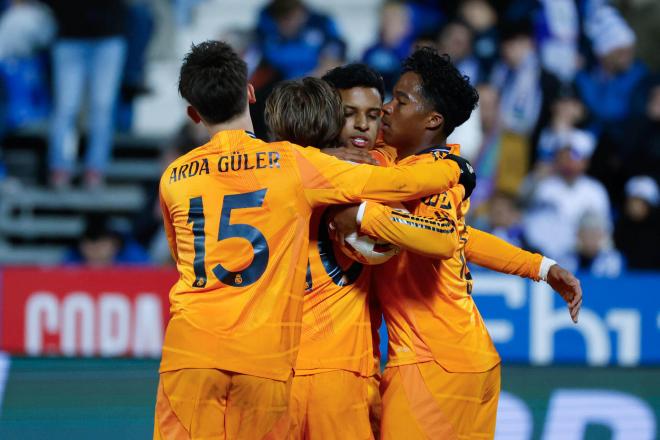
top-left (205, 111), bottom-right (255, 139)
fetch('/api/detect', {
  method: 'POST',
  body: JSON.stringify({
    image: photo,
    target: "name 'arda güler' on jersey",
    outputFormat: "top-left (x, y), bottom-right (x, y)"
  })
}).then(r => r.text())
top-left (168, 150), bottom-right (282, 184)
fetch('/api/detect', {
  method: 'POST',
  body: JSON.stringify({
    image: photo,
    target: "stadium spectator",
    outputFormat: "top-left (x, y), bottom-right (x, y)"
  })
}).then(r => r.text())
top-left (614, 176), bottom-right (660, 270)
top-left (64, 214), bottom-right (150, 267)
top-left (116, 0), bottom-right (156, 132)
top-left (534, 0), bottom-right (582, 83)
top-left (626, 79), bottom-right (660, 183)
top-left (0, 0), bottom-right (54, 129)
top-left (524, 130), bottom-right (611, 268)
top-left (568, 212), bottom-right (624, 277)
top-left (481, 191), bottom-right (532, 251)
top-left (457, 0), bottom-right (498, 79)
top-left (437, 19), bottom-right (480, 84)
top-left (577, 6), bottom-right (647, 146)
top-left (614, 0), bottom-right (660, 72)
top-left (44, 0), bottom-right (128, 188)
top-left (490, 19), bottom-right (561, 193)
top-left (255, 0), bottom-right (346, 80)
top-left (363, 0), bottom-right (414, 92)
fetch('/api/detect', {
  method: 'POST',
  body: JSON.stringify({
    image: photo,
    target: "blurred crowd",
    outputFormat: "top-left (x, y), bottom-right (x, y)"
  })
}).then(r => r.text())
top-left (0, 0), bottom-right (658, 275)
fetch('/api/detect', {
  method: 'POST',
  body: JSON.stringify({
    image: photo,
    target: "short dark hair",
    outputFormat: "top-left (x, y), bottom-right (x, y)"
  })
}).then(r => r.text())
top-left (178, 40), bottom-right (247, 124)
top-left (402, 47), bottom-right (479, 136)
top-left (322, 63), bottom-right (386, 102)
top-left (265, 77), bottom-right (343, 148)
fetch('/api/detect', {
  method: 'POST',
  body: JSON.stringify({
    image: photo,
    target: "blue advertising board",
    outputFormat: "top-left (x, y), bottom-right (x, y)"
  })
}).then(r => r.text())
top-left (379, 273), bottom-right (660, 366)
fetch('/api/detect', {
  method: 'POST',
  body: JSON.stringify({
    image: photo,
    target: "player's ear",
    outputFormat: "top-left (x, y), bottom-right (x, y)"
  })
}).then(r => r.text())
top-left (426, 111), bottom-right (443, 131)
top-left (247, 83), bottom-right (256, 104)
top-left (187, 106), bottom-right (202, 124)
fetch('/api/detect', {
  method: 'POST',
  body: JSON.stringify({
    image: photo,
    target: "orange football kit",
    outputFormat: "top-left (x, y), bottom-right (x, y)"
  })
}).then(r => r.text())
top-left (290, 144), bottom-right (544, 440)
top-left (290, 149), bottom-right (468, 440)
top-left (153, 130), bottom-right (464, 440)
top-left (372, 145), bottom-right (543, 440)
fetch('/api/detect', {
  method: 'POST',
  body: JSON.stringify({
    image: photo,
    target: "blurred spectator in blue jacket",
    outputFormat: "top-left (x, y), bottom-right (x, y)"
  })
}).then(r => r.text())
top-left (615, 176), bottom-right (660, 270)
top-left (363, 0), bottom-right (414, 92)
top-left (64, 214), bottom-right (150, 267)
top-left (256, 0), bottom-right (346, 80)
top-left (0, 0), bottom-right (55, 129)
top-left (44, 0), bottom-right (128, 189)
top-left (577, 6), bottom-right (647, 146)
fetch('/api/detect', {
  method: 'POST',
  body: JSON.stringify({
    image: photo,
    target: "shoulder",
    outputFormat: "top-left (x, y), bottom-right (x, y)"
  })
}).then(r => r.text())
top-left (371, 144), bottom-right (397, 166)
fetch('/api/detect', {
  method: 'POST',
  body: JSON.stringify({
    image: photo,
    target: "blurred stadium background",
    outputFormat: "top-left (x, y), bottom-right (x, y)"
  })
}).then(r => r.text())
top-left (0, 0), bottom-right (658, 439)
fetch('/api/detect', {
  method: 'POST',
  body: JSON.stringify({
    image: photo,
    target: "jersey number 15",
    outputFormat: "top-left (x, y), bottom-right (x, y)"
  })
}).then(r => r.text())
top-left (187, 189), bottom-right (269, 288)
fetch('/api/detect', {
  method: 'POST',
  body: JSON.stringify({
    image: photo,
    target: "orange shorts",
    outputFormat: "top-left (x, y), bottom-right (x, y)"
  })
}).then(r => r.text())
top-left (154, 368), bottom-right (291, 440)
top-left (380, 362), bottom-right (500, 440)
top-left (289, 370), bottom-right (374, 440)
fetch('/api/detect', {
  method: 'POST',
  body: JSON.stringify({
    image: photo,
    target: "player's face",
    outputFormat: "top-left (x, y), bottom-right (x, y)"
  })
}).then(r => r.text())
top-left (381, 72), bottom-right (430, 150)
top-left (338, 87), bottom-right (382, 150)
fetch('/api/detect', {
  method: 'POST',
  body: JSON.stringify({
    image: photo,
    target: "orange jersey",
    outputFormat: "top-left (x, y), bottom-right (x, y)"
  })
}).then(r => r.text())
top-left (373, 145), bottom-right (501, 373)
top-left (158, 130), bottom-right (462, 381)
top-left (295, 208), bottom-right (375, 376)
top-left (296, 148), bottom-right (470, 377)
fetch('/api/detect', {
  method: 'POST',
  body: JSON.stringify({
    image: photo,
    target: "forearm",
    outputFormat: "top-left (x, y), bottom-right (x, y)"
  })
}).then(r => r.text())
top-left (465, 226), bottom-right (543, 281)
top-left (359, 202), bottom-right (459, 259)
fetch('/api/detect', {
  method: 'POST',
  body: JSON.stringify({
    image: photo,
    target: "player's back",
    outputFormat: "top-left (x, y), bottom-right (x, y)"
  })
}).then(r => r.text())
top-left (296, 207), bottom-right (375, 376)
top-left (159, 129), bottom-right (313, 381)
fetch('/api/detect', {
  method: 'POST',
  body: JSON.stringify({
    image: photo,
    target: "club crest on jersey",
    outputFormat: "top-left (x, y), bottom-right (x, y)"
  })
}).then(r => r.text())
top-left (234, 274), bottom-right (243, 285)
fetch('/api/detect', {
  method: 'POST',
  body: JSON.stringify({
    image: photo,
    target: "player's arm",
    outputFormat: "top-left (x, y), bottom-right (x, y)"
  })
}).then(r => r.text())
top-left (465, 227), bottom-right (582, 323)
top-left (330, 189), bottom-right (463, 260)
top-left (294, 145), bottom-right (473, 207)
top-left (465, 226), bottom-right (543, 280)
top-left (158, 180), bottom-right (179, 264)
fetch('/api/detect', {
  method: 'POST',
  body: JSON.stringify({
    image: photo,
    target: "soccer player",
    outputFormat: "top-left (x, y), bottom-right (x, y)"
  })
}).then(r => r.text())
top-left (364, 48), bottom-right (581, 439)
top-left (154, 41), bottom-right (473, 440)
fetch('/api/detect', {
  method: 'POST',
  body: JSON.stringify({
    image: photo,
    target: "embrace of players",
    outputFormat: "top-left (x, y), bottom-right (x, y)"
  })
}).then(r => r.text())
top-left (154, 40), bottom-right (583, 440)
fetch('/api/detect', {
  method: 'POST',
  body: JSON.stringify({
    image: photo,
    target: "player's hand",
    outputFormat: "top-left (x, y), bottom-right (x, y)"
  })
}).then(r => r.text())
top-left (327, 204), bottom-right (360, 244)
top-left (546, 264), bottom-right (582, 323)
top-left (323, 147), bottom-right (378, 165)
top-left (444, 154), bottom-right (476, 200)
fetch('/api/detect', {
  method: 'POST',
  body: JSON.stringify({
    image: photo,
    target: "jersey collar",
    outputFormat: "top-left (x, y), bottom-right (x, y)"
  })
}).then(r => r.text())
top-left (415, 145), bottom-right (452, 156)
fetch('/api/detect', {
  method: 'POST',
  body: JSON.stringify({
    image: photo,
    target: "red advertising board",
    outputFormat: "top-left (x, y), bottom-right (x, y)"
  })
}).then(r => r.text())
top-left (0, 267), bottom-right (178, 357)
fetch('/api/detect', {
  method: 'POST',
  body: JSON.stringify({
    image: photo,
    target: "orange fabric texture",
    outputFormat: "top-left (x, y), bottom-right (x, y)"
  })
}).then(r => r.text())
top-left (295, 209), bottom-right (375, 376)
top-left (373, 146), bottom-right (501, 373)
top-left (289, 370), bottom-right (373, 440)
top-left (380, 362), bottom-right (500, 440)
top-left (154, 368), bottom-right (291, 440)
top-left (158, 130), bottom-right (461, 380)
